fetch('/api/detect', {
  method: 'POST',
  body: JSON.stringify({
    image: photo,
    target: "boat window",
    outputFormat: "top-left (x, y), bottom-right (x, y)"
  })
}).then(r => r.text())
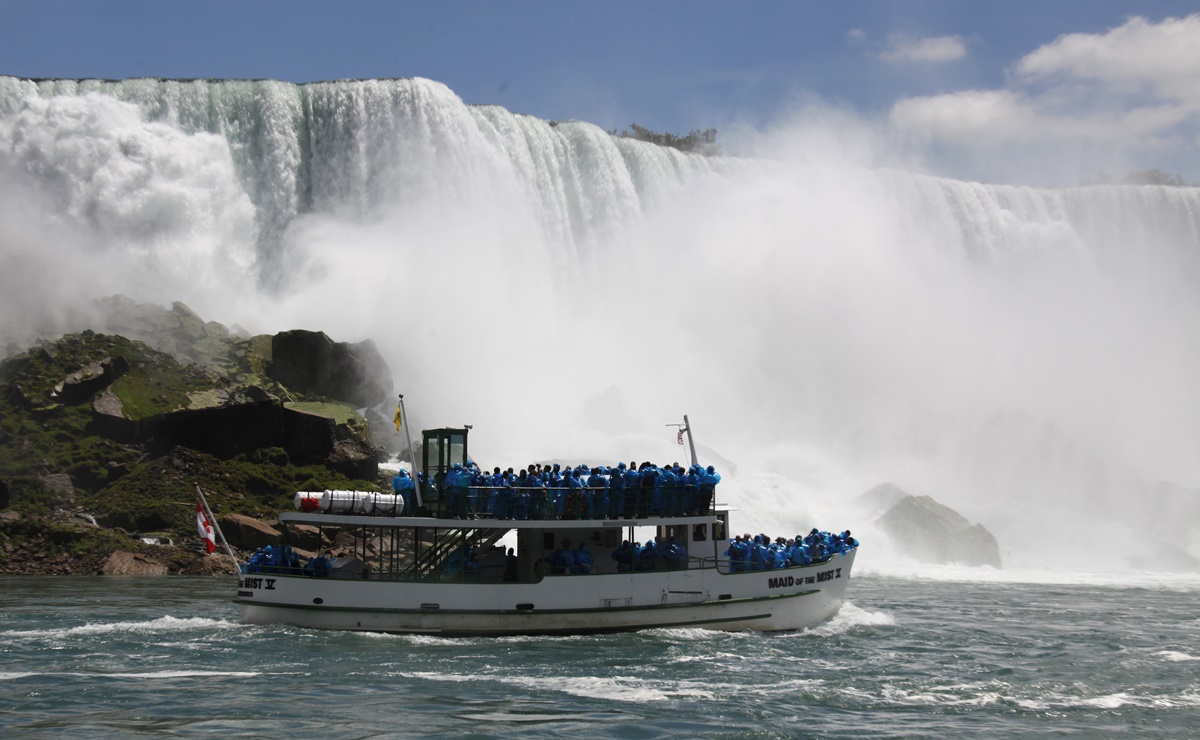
top-left (693, 523), bottom-right (708, 542)
top-left (449, 433), bottom-right (466, 466)
top-left (713, 514), bottom-right (727, 541)
top-left (425, 437), bottom-right (442, 473)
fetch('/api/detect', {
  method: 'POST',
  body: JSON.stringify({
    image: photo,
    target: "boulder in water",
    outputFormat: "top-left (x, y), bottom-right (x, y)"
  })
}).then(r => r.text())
top-left (870, 486), bottom-right (1002, 568)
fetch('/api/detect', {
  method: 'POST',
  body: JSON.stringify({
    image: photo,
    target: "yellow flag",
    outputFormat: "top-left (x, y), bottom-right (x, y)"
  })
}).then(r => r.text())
top-left (393, 404), bottom-right (402, 433)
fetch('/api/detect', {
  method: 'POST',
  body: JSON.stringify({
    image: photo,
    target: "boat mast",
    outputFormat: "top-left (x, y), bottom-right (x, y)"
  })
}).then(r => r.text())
top-left (668, 415), bottom-right (700, 468)
top-left (397, 393), bottom-right (423, 508)
top-left (682, 414), bottom-right (699, 468)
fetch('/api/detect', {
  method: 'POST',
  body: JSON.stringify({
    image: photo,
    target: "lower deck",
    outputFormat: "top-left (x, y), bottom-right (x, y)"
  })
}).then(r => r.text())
top-left (235, 548), bottom-right (857, 635)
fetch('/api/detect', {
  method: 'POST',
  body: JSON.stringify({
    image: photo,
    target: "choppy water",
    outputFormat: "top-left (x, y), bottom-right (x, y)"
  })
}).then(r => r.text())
top-left (1, 575), bottom-right (1197, 737)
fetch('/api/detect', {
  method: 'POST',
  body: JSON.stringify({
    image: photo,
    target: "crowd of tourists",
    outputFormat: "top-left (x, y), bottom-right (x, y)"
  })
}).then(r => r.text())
top-left (392, 461), bottom-right (721, 520)
top-left (724, 529), bottom-right (858, 571)
top-left (242, 544), bottom-right (331, 576)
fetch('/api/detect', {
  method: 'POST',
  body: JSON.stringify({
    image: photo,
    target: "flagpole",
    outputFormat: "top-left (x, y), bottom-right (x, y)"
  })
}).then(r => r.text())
top-left (666, 415), bottom-right (700, 468)
top-left (195, 484), bottom-right (241, 573)
top-left (397, 393), bottom-right (423, 509)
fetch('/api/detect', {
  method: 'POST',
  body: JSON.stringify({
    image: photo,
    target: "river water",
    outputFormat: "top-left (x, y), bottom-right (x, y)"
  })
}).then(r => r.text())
top-left (1, 573), bottom-right (1197, 737)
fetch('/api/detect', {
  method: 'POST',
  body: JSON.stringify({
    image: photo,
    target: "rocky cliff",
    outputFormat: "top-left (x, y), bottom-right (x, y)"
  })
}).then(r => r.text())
top-left (0, 298), bottom-right (396, 575)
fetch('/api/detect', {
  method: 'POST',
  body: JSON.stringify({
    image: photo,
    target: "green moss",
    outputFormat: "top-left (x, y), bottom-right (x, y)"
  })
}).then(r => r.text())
top-left (6, 477), bottom-right (69, 514)
top-left (286, 401), bottom-right (361, 425)
top-left (81, 448), bottom-right (378, 540)
top-left (0, 517), bottom-right (144, 561)
top-left (110, 364), bottom-right (211, 419)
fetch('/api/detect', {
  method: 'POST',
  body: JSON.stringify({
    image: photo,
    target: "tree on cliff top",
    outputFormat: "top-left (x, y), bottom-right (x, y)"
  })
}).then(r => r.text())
top-left (610, 123), bottom-right (719, 155)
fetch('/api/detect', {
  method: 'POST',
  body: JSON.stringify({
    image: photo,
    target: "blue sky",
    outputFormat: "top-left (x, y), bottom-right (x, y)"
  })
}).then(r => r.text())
top-left (3, 1), bottom-right (1199, 183)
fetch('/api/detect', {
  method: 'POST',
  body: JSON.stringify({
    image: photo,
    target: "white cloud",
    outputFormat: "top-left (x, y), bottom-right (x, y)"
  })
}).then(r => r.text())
top-left (891, 90), bottom-right (1040, 142)
top-left (888, 15), bottom-right (1200, 181)
top-left (1016, 15), bottom-right (1200, 102)
top-left (846, 28), bottom-right (866, 43)
top-left (892, 90), bottom-right (1191, 145)
top-left (880, 34), bottom-right (967, 64)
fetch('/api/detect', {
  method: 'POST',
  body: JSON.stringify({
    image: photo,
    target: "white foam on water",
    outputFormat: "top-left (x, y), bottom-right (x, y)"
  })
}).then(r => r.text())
top-left (4, 615), bottom-right (242, 641)
top-left (1157, 650), bottom-right (1200, 662)
top-left (788, 601), bottom-right (897, 638)
top-left (0, 669), bottom-right (260, 680)
top-left (398, 670), bottom-right (715, 703)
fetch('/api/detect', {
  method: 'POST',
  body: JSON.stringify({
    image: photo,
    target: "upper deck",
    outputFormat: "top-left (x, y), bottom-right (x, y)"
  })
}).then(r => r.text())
top-left (279, 510), bottom-right (725, 529)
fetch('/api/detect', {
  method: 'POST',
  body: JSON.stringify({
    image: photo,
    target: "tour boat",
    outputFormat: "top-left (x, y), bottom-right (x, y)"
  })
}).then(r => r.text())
top-left (228, 413), bottom-right (858, 636)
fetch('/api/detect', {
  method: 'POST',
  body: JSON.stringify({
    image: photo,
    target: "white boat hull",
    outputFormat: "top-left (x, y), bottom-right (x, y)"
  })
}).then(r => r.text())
top-left (237, 549), bottom-right (856, 635)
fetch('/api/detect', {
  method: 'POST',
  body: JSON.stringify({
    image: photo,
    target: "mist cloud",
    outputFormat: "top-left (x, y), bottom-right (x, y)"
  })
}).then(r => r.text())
top-left (2, 76), bottom-right (1199, 572)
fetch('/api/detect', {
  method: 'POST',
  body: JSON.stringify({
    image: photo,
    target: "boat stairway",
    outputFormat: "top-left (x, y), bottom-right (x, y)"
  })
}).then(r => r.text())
top-left (402, 526), bottom-right (508, 577)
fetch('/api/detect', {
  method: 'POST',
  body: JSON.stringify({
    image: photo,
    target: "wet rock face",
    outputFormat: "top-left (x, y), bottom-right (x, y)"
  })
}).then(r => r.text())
top-left (37, 473), bottom-right (77, 507)
top-left (880, 495), bottom-right (1002, 568)
top-left (867, 487), bottom-right (1003, 568)
top-left (56, 355), bottom-right (130, 405)
top-left (268, 330), bottom-right (392, 408)
top-left (102, 551), bottom-right (168, 575)
top-left (219, 514), bottom-right (282, 551)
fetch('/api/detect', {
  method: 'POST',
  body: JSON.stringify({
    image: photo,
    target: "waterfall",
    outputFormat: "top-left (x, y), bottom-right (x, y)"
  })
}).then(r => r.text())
top-left (3, 75), bottom-right (1199, 569)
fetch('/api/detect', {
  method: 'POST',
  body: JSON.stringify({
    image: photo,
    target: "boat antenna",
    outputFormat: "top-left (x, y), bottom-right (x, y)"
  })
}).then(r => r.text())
top-left (397, 393), bottom-right (423, 509)
top-left (195, 483), bottom-right (241, 574)
top-left (666, 415), bottom-right (699, 468)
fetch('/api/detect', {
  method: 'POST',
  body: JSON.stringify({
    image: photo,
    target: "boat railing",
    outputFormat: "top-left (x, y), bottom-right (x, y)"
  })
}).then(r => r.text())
top-left (715, 553), bottom-right (841, 575)
top-left (422, 485), bottom-right (717, 521)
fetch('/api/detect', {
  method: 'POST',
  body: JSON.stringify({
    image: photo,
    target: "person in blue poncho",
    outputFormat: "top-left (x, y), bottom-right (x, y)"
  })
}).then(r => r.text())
top-left (304, 552), bottom-right (331, 577)
top-left (550, 538), bottom-right (576, 574)
top-left (441, 464), bottom-right (464, 518)
top-left (611, 540), bottom-right (633, 572)
top-left (573, 542), bottom-right (595, 574)
top-left (391, 469), bottom-right (415, 514)
top-left (748, 535), bottom-right (766, 571)
top-left (564, 469), bottom-right (585, 520)
top-left (609, 462), bottom-right (627, 519)
top-left (790, 542), bottom-right (812, 566)
top-left (465, 466), bottom-right (482, 519)
top-left (682, 465), bottom-right (700, 516)
top-left (622, 464), bottom-right (641, 518)
top-left (663, 537), bottom-right (688, 569)
top-left (638, 463), bottom-right (657, 517)
top-left (638, 539), bottom-right (659, 571)
top-left (699, 465), bottom-right (721, 515)
top-left (586, 467), bottom-right (608, 520)
top-left (724, 536), bottom-right (748, 572)
top-left (656, 465), bottom-right (679, 516)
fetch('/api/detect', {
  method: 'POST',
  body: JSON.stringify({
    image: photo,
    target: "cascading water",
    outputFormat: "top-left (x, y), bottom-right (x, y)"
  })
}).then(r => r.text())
top-left (2, 75), bottom-right (1199, 571)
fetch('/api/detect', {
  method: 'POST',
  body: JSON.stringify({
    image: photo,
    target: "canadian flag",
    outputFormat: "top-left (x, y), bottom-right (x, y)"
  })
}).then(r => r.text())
top-left (196, 503), bottom-right (216, 555)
